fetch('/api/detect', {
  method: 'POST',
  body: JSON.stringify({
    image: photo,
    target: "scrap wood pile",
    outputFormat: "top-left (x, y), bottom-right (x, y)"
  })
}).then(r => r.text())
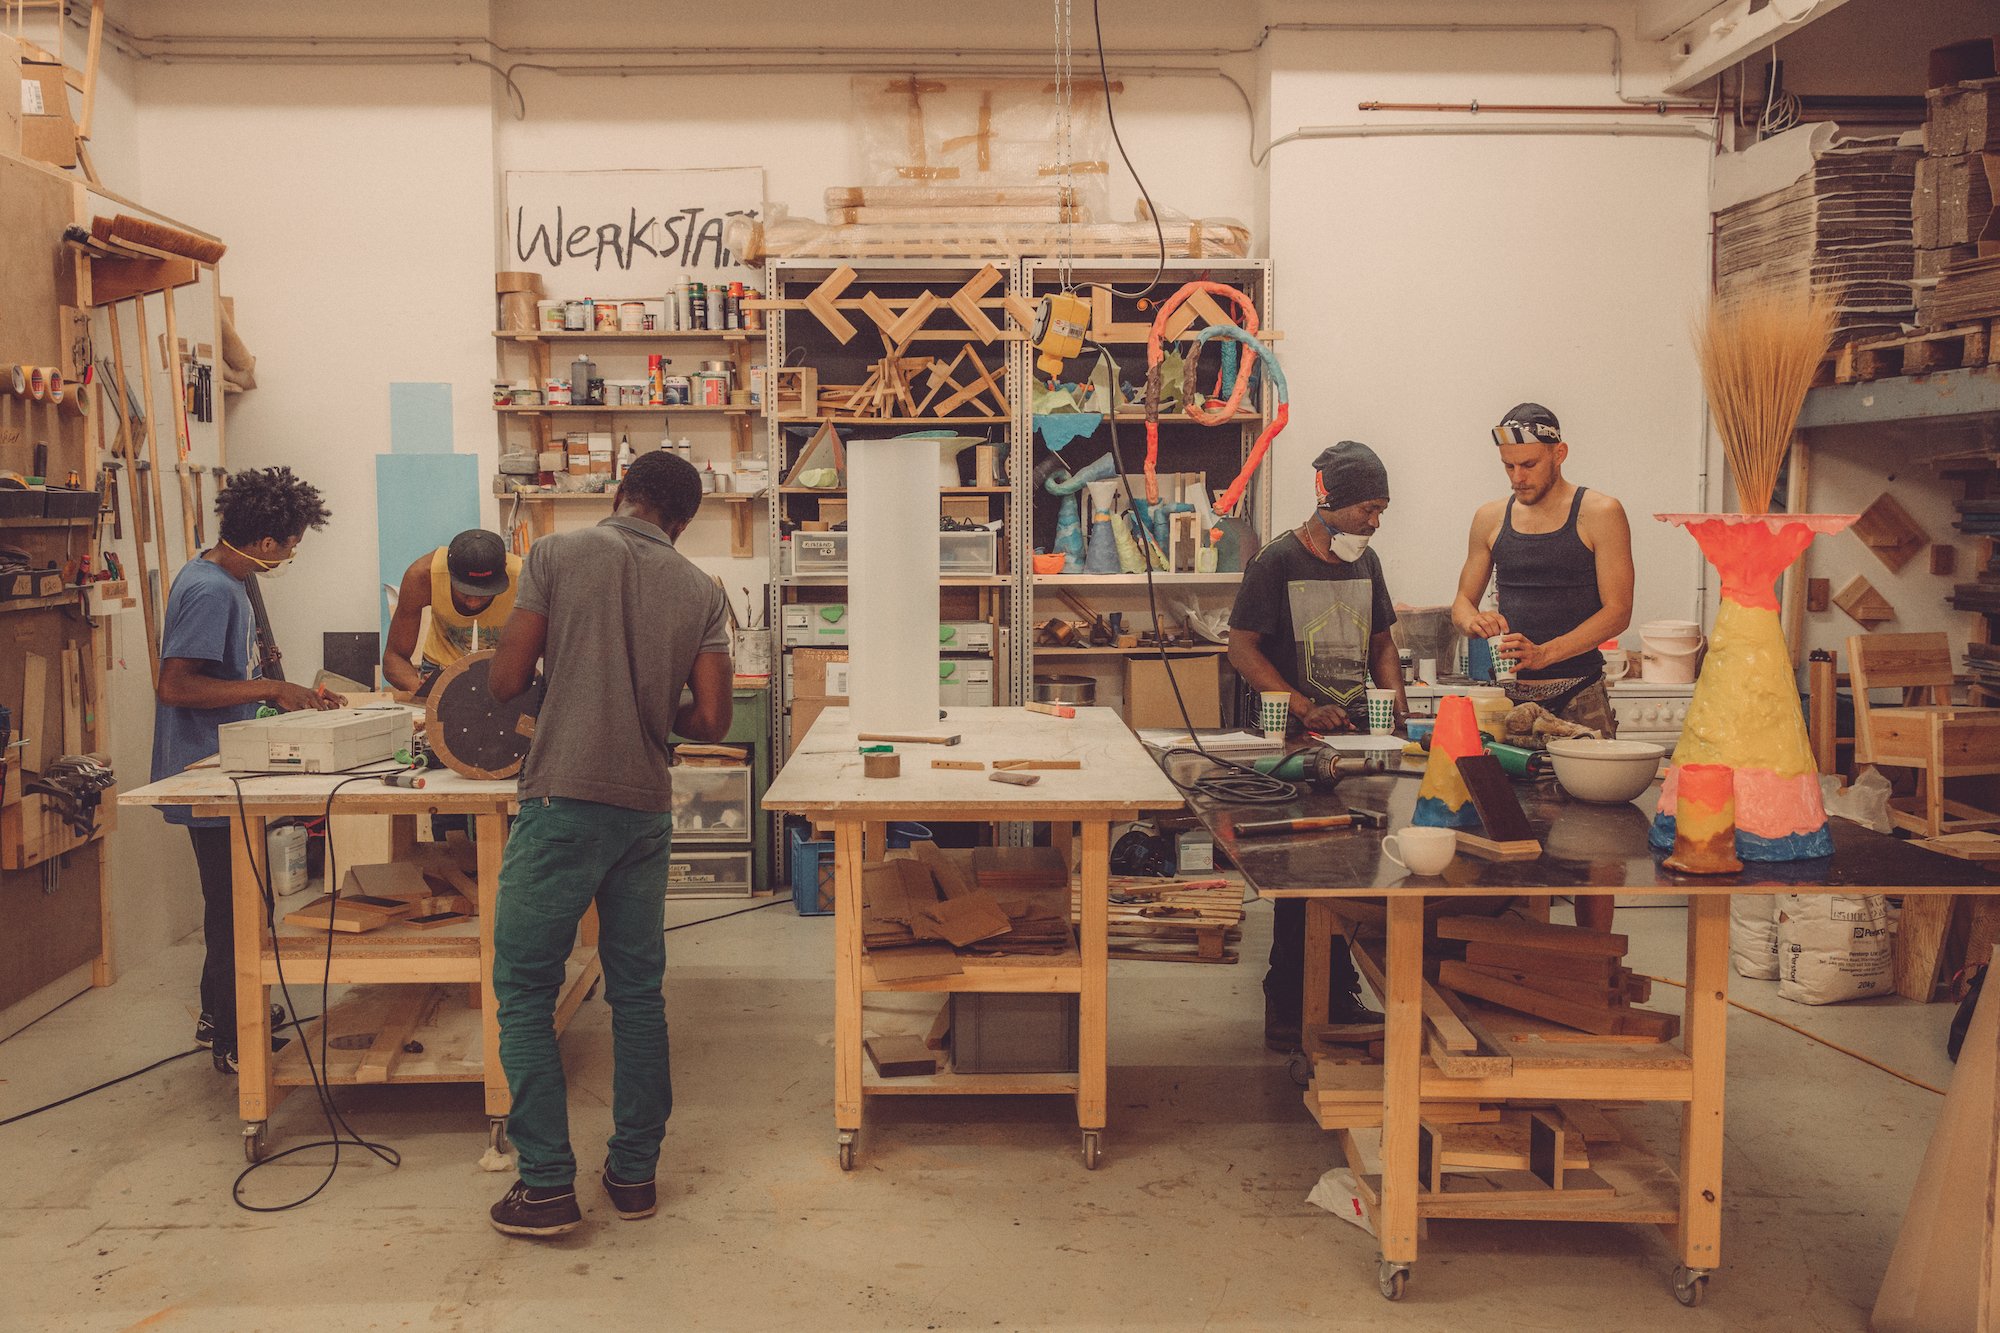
top-left (861, 843), bottom-right (1073, 980)
top-left (1068, 875), bottom-right (1245, 964)
top-left (728, 195), bottom-right (1250, 263)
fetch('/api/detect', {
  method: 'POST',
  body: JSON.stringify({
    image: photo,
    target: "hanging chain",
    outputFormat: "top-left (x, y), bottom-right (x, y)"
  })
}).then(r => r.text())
top-left (1053, 0), bottom-right (1076, 292)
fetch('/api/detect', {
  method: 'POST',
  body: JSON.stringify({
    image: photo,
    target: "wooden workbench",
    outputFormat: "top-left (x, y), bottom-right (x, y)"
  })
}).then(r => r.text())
top-left (762, 705), bottom-right (1183, 1169)
top-left (1175, 750), bottom-right (1997, 1307)
top-left (119, 766), bottom-right (601, 1163)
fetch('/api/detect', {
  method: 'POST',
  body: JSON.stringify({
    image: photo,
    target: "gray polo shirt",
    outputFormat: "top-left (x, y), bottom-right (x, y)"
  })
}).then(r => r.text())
top-left (514, 515), bottom-right (731, 812)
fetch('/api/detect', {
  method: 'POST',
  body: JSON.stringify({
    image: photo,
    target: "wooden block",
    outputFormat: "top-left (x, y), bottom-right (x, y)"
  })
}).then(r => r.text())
top-left (402, 910), bottom-right (473, 930)
top-left (1528, 1110), bottom-right (1568, 1190)
top-left (930, 759), bottom-right (984, 770)
top-left (993, 759), bottom-right (1082, 771)
top-left (1002, 294), bottom-right (1038, 335)
top-left (885, 291), bottom-right (940, 345)
top-left (1614, 1007), bottom-right (1681, 1041)
top-left (282, 895), bottom-right (403, 934)
top-left (20, 654), bottom-right (49, 773)
top-left (1438, 960), bottom-right (1627, 1035)
top-left (1022, 701), bottom-right (1075, 719)
top-left (947, 265), bottom-right (1004, 342)
top-left (804, 265), bottom-right (858, 342)
top-left (1807, 577), bottom-right (1831, 612)
top-left (1894, 893), bottom-right (1961, 1000)
top-left (1462, 941), bottom-right (1622, 980)
top-left (355, 987), bottom-right (433, 1084)
top-left (863, 752), bottom-right (901, 779)
top-left (1931, 544), bottom-right (1959, 576)
top-left (1455, 754), bottom-right (1536, 843)
top-left (1553, 1101), bottom-right (1624, 1144)
top-left (925, 1001), bottom-right (953, 1051)
top-left (1854, 492), bottom-right (1928, 571)
top-left (989, 770), bottom-right (1040, 786)
top-left (1834, 573), bottom-right (1895, 626)
top-left (865, 1034), bottom-right (939, 1078)
top-left (1438, 916), bottom-right (1629, 958)
top-left (1456, 832), bottom-right (1544, 863)
top-left (1455, 962), bottom-right (1626, 1006)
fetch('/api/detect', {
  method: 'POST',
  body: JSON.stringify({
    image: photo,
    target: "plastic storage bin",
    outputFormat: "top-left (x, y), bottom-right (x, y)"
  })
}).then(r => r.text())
top-left (665, 850), bottom-right (754, 898)
top-left (669, 765), bottom-right (754, 842)
top-left (950, 993), bottom-right (1079, 1073)
top-left (938, 658), bottom-right (994, 707)
top-left (788, 819), bottom-right (932, 916)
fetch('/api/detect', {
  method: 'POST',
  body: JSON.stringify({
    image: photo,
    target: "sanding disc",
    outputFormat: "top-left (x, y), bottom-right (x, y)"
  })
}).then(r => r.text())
top-left (425, 649), bottom-right (544, 780)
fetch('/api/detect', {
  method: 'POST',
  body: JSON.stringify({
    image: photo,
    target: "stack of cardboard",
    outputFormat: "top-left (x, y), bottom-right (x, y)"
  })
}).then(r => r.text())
top-left (860, 843), bottom-right (1077, 980)
top-left (1715, 135), bottom-right (1920, 347)
top-left (1916, 38), bottom-right (2000, 325)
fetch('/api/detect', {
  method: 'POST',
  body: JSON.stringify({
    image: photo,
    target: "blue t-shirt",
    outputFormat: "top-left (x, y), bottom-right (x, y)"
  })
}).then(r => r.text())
top-left (151, 557), bottom-right (261, 827)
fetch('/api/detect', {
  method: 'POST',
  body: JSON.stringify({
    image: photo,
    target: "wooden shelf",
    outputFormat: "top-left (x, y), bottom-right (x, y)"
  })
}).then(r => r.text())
top-left (496, 405), bottom-right (758, 416)
top-left (863, 1067), bottom-right (1081, 1096)
top-left (783, 575), bottom-right (1008, 587)
top-left (777, 486), bottom-right (1008, 496)
top-left (1035, 573), bottom-right (1242, 586)
top-left (862, 946), bottom-right (1081, 993)
top-left (0, 515), bottom-right (97, 529)
top-left (809, 415), bottom-right (1008, 426)
top-left (0, 590), bottom-right (83, 615)
top-left (1034, 645), bottom-right (1228, 657)
top-left (514, 490), bottom-right (765, 504)
top-left (493, 329), bottom-right (755, 342)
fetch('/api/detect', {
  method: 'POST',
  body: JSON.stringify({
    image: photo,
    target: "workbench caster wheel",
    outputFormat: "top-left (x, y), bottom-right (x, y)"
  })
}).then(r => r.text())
top-left (1377, 1260), bottom-right (1410, 1302)
top-left (1082, 1130), bottom-right (1102, 1171)
top-left (1285, 1049), bottom-right (1312, 1087)
top-left (1672, 1266), bottom-right (1709, 1308)
top-left (836, 1132), bottom-right (856, 1172)
top-left (487, 1119), bottom-right (510, 1156)
top-left (242, 1121), bottom-right (268, 1164)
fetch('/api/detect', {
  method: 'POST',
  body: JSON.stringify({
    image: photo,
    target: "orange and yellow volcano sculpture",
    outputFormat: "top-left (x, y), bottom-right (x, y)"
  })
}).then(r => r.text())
top-left (1649, 512), bottom-right (1855, 862)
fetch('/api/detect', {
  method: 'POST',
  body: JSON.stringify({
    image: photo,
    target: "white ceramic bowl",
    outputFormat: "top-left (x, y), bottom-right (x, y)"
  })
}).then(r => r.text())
top-left (1543, 737), bottom-right (1666, 804)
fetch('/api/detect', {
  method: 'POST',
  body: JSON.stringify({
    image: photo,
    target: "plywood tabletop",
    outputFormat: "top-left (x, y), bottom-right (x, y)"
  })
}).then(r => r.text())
top-left (120, 765), bottom-right (517, 812)
top-left (763, 705), bottom-right (1184, 817)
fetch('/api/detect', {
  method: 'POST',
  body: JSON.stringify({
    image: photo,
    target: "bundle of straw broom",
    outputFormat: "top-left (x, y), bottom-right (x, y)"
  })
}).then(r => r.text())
top-left (1694, 288), bottom-right (1837, 515)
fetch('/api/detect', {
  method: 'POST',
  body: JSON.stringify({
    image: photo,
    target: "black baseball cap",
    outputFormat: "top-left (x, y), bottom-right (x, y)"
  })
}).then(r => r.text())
top-left (446, 529), bottom-right (510, 598)
top-left (1493, 403), bottom-right (1562, 446)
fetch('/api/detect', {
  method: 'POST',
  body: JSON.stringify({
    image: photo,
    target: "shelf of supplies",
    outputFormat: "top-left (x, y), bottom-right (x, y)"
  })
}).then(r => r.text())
top-left (0, 515), bottom-right (97, 529)
top-left (783, 575), bottom-right (1009, 587)
top-left (496, 405), bottom-right (758, 416)
top-left (777, 486), bottom-right (1008, 496)
top-left (1033, 645), bottom-right (1228, 657)
top-left (1799, 365), bottom-right (2000, 429)
top-left (511, 490), bottom-right (764, 504)
top-left (1034, 573), bottom-right (1242, 586)
top-left (0, 590), bottom-right (83, 615)
top-left (493, 329), bottom-right (755, 342)
top-left (810, 415), bottom-right (1008, 426)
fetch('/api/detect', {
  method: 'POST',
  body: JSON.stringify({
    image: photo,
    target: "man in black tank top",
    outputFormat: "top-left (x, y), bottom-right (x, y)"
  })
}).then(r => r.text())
top-left (1451, 404), bottom-right (1634, 932)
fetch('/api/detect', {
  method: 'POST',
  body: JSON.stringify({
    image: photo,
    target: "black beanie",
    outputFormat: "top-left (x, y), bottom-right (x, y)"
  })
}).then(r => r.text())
top-left (1313, 441), bottom-right (1390, 511)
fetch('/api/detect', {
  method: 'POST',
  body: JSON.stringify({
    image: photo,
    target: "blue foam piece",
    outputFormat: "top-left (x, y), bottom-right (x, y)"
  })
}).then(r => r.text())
top-left (1412, 796), bottom-right (1484, 830)
top-left (376, 452), bottom-right (478, 641)
top-left (1035, 412), bottom-right (1103, 451)
top-left (389, 382), bottom-right (454, 454)
top-left (1649, 813), bottom-right (1835, 862)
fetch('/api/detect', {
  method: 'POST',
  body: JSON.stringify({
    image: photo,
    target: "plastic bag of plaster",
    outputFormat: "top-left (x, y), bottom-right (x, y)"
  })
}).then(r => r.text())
top-left (1731, 896), bottom-right (1780, 980)
top-left (1776, 893), bottom-right (1893, 1004)
top-left (1306, 1167), bottom-right (1375, 1236)
top-left (1822, 768), bottom-right (1894, 834)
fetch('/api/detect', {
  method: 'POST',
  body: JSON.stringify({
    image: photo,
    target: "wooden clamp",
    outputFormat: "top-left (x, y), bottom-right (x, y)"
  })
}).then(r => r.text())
top-left (994, 759), bottom-right (1082, 771)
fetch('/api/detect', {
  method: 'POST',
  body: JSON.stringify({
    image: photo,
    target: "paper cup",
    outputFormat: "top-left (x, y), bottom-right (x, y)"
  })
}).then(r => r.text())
top-left (1488, 634), bottom-right (1519, 683)
top-left (1366, 688), bottom-right (1395, 735)
top-left (1258, 690), bottom-right (1291, 736)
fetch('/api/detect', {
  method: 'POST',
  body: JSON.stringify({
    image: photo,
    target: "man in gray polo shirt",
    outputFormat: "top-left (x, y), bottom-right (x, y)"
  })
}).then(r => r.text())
top-left (483, 450), bottom-right (734, 1238)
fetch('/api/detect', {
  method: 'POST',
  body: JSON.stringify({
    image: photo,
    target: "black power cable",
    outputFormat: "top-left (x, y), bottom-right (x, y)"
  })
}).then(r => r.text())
top-left (1077, 0), bottom-right (1167, 302)
top-left (1081, 338), bottom-right (1297, 807)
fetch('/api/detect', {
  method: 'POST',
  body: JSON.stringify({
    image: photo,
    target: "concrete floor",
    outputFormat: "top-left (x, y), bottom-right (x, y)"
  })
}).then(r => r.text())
top-left (0, 895), bottom-right (1959, 1332)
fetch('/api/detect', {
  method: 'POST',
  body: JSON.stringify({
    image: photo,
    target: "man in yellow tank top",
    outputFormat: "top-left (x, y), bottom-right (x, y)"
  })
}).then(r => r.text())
top-left (383, 528), bottom-right (521, 690)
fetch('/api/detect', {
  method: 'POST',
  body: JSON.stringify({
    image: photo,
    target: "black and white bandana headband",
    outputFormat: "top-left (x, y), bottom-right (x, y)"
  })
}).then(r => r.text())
top-left (1493, 417), bottom-right (1562, 446)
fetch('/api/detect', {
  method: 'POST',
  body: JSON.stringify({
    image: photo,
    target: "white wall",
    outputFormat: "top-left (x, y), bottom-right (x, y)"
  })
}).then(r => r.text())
top-left (1263, 14), bottom-right (1715, 637)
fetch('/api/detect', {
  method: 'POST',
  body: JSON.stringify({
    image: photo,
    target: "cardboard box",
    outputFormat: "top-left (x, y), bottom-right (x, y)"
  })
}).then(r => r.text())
top-left (19, 54), bottom-right (74, 168)
top-left (789, 694), bottom-right (845, 758)
top-left (1928, 77), bottom-right (2000, 156)
top-left (1125, 656), bottom-right (1221, 730)
top-left (1913, 152), bottom-right (1997, 249)
top-left (0, 34), bottom-right (23, 157)
top-left (791, 648), bottom-right (849, 699)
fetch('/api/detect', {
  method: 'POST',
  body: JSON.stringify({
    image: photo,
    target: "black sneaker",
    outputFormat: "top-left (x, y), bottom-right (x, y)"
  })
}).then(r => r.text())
top-left (601, 1169), bottom-right (657, 1220)
top-left (490, 1181), bottom-right (583, 1237)
top-left (1329, 990), bottom-right (1382, 1026)
top-left (1263, 993), bottom-right (1301, 1054)
top-left (212, 1034), bottom-right (291, 1075)
top-left (196, 1005), bottom-right (288, 1049)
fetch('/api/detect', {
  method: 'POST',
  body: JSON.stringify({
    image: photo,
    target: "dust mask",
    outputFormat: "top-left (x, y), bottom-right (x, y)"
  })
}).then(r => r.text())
top-left (1316, 509), bottom-right (1370, 563)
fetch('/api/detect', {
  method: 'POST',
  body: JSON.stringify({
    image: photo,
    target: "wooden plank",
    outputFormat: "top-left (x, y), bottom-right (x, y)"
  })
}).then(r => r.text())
top-left (1455, 962), bottom-right (1627, 1006)
top-left (1461, 940), bottom-right (1620, 980)
top-left (354, 986), bottom-right (434, 1084)
top-left (1437, 916), bottom-right (1628, 958)
top-left (61, 644), bottom-right (83, 755)
top-left (1679, 893), bottom-right (1728, 1273)
top-left (803, 265), bottom-right (858, 342)
top-left (20, 653), bottom-right (50, 774)
top-left (1896, 893), bottom-right (1961, 1001)
top-left (1378, 896), bottom-right (1425, 1265)
top-left (1438, 960), bottom-right (1626, 1036)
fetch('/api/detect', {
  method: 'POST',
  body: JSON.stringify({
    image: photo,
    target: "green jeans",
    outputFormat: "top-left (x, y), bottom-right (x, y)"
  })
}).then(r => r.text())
top-left (494, 796), bottom-right (674, 1188)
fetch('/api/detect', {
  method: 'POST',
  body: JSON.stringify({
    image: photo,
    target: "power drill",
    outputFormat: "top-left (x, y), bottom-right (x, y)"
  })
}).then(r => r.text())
top-left (1250, 747), bottom-right (1342, 788)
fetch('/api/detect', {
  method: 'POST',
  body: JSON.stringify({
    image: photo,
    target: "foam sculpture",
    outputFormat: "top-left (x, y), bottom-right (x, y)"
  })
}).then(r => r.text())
top-left (1083, 478), bottom-right (1123, 575)
top-left (1662, 762), bottom-right (1744, 875)
top-left (1043, 451), bottom-right (1115, 567)
top-left (1412, 695), bottom-right (1486, 830)
top-left (1112, 504), bottom-right (1147, 573)
top-left (1649, 512), bottom-right (1857, 861)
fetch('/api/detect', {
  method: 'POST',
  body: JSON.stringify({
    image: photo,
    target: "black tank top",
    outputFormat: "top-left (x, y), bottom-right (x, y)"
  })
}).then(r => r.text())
top-left (1492, 487), bottom-right (1604, 680)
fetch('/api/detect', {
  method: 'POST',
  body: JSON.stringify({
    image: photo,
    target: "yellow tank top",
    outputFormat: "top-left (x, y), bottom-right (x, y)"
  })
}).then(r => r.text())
top-left (421, 546), bottom-right (520, 668)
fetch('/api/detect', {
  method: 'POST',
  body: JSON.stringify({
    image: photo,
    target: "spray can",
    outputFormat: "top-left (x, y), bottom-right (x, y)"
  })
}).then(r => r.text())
top-left (725, 281), bottom-right (744, 330)
top-left (647, 354), bottom-right (666, 406)
top-left (688, 282), bottom-right (708, 333)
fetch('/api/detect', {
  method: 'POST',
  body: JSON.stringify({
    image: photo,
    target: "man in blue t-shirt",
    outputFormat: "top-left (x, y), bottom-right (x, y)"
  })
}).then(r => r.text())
top-left (151, 467), bottom-right (339, 1073)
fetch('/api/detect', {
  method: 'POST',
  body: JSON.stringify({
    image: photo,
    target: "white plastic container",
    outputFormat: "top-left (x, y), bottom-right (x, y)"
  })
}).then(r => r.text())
top-left (1640, 619), bottom-right (1705, 684)
top-left (267, 823), bottom-right (309, 896)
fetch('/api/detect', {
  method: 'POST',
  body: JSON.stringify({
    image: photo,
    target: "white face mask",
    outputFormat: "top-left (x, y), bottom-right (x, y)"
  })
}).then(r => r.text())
top-left (1316, 509), bottom-right (1371, 563)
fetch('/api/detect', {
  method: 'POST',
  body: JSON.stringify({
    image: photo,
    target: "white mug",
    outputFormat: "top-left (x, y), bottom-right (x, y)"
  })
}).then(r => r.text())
top-left (1383, 826), bottom-right (1457, 876)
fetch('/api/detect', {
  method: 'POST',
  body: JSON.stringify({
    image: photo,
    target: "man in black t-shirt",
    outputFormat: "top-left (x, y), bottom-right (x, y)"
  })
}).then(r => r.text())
top-left (1229, 440), bottom-right (1405, 1051)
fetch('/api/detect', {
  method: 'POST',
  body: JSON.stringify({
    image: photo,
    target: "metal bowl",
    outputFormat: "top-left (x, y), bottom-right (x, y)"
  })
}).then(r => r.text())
top-left (1033, 674), bottom-right (1097, 706)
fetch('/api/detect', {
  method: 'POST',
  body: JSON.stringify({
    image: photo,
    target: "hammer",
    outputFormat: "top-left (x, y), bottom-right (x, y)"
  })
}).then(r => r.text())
top-left (1233, 807), bottom-right (1388, 839)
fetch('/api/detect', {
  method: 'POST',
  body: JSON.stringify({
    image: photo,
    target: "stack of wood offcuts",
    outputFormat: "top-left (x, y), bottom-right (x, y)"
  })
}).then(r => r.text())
top-left (1310, 913), bottom-right (1682, 1209)
top-left (281, 857), bottom-right (476, 934)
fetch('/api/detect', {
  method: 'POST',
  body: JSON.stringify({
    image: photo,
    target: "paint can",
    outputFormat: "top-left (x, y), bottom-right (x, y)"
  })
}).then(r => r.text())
top-left (662, 375), bottom-right (691, 405)
top-left (537, 299), bottom-right (565, 332)
top-left (563, 300), bottom-right (590, 331)
top-left (619, 301), bottom-right (647, 333)
top-left (742, 289), bottom-right (763, 331)
top-left (674, 281), bottom-right (694, 332)
top-left (688, 283), bottom-right (708, 333)
top-left (594, 301), bottom-right (622, 332)
top-left (546, 378), bottom-right (572, 406)
top-left (696, 373), bottom-right (727, 406)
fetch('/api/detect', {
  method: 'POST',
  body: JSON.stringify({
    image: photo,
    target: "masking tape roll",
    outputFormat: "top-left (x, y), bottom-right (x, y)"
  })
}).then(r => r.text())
top-left (47, 371), bottom-right (64, 405)
top-left (7, 365), bottom-right (24, 397)
top-left (63, 382), bottom-right (91, 415)
top-left (27, 367), bottom-right (46, 401)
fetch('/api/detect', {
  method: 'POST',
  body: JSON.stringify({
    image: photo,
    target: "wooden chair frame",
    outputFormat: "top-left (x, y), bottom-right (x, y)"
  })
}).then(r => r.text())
top-left (1847, 632), bottom-right (2000, 837)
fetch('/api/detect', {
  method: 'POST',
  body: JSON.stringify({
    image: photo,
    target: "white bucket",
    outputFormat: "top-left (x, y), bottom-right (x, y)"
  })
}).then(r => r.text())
top-left (1641, 619), bottom-right (1705, 684)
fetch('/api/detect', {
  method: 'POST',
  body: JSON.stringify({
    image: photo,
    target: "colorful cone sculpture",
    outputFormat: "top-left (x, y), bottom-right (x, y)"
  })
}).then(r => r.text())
top-left (1648, 513), bottom-right (1855, 861)
top-left (1412, 695), bottom-right (1486, 831)
top-left (1662, 762), bottom-right (1744, 875)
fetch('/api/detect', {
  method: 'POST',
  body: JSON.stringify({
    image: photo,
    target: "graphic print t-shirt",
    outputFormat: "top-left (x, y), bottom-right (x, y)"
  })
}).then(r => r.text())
top-left (1228, 530), bottom-right (1397, 709)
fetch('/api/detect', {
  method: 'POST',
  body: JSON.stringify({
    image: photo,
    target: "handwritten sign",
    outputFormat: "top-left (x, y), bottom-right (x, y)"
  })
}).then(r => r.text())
top-left (500, 167), bottom-right (765, 297)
